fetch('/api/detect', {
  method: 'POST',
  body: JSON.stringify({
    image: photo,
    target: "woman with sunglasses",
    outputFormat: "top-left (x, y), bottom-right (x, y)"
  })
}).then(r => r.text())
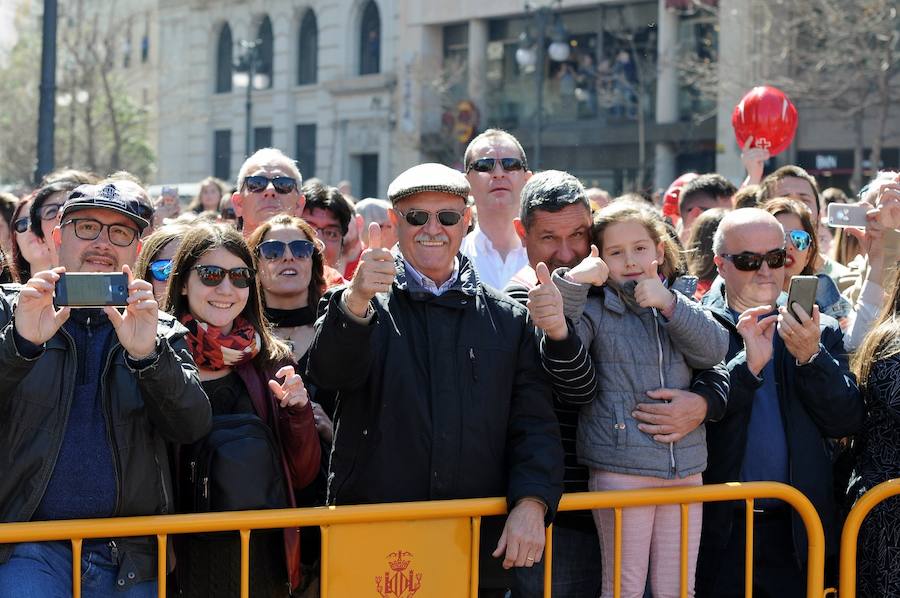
top-left (761, 198), bottom-right (851, 323)
top-left (10, 197), bottom-right (53, 283)
top-left (162, 222), bottom-right (320, 597)
top-left (134, 224), bottom-right (190, 302)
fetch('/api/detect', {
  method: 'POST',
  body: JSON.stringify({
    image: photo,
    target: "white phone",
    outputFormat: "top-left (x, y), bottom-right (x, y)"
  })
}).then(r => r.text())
top-left (827, 203), bottom-right (868, 228)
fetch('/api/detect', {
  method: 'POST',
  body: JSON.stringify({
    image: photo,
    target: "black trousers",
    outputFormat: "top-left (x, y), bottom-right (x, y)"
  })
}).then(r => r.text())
top-left (696, 508), bottom-right (806, 598)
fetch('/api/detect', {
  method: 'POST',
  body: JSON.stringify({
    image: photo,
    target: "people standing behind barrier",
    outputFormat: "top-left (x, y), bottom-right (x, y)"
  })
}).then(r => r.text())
top-left (847, 265), bottom-right (900, 597)
top-left (507, 171), bottom-right (731, 598)
top-left (134, 224), bottom-right (190, 303)
top-left (161, 222), bottom-right (321, 596)
top-left (10, 197), bottom-right (53, 282)
top-left (677, 174), bottom-right (736, 245)
top-left (697, 208), bottom-right (863, 597)
top-left (0, 182), bottom-right (211, 596)
top-left (760, 198), bottom-right (852, 323)
top-left (305, 163), bottom-right (564, 594)
top-left (0, 192), bottom-right (17, 259)
top-left (188, 176), bottom-right (227, 214)
top-left (685, 207), bottom-right (727, 300)
top-left (461, 129), bottom-right (532, 290)
top-left (232, 148), bottom-right (306, 236)
top-left (355, 197), bottom-right (398, 250)
top-left (301, 182), bottom-right (353, 274)
top-left (539, 200), bottom-right (728, 598)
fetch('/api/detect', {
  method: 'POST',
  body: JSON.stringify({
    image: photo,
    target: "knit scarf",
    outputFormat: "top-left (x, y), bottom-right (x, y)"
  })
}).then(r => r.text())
top-left (180, 314), bottom-right (261, 371)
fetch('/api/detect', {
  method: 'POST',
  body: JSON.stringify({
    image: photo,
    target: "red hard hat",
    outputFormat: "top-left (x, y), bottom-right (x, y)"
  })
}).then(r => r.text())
top-left (662, 172), bottom-right (699, 222)
top-left (732, 86), bottom-right (798, 157)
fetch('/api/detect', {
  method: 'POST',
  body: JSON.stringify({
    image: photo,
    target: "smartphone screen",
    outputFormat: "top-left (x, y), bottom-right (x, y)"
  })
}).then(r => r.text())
top-left (55, 273), bottom-right (129, 308)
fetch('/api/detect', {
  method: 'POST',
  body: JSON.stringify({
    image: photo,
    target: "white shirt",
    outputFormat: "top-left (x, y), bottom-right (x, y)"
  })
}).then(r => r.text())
top-left (460, 225), bottom-right (528, 291)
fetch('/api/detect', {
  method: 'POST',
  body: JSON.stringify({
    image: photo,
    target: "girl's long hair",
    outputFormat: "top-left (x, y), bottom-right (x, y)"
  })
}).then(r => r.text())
top-left (851, 264), bottom-right (900, 389)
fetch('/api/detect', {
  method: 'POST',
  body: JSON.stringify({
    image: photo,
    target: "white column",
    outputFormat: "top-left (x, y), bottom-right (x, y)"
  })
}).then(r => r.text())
top-left (468, 19), bottom-right (488, 116)
top-left (654, 0), bottom-right (679, 191)
top-left (715, 0), bottom-right (749, 184)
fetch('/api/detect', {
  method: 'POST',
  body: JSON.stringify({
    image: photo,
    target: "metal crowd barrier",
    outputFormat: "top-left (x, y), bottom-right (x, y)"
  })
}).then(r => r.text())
top-left (839, 478), bottom-right (900, 598)
top-left (0, 481), bottom-right (825, 598)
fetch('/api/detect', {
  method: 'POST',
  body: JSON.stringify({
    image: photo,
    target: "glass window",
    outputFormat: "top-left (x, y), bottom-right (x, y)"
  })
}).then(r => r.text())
top-left (257, 16), bottom-right (274, 89)
top-left (359, 1), bottom-right (380, 75)
top-left (295, 124), bottom-right (317, 179)
top-left (298, 10), bottom-right (318, 85)
top-left (253, 127), bottom-right (272, 151)
top-left (442, 24), bottom-right (469, 104)
top-left (214, 130), bottom-right (231, 180)
top-left (215, 24), bottom-right (233, 93)
top-left (360, 154), bottom-right (378, 198)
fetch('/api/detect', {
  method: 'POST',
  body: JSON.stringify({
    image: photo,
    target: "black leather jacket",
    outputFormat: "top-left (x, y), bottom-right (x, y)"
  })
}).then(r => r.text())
top-left (0, 286), bottom-right (211, 587)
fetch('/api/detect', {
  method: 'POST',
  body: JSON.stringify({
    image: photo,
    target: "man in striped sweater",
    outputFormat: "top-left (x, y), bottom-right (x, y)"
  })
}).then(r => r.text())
top-left (505, 170), bottom-right (730, 597)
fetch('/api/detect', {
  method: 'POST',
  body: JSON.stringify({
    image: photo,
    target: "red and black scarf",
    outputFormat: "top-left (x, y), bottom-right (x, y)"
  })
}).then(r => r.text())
top-left (180, 314), bottom-right (261, 371)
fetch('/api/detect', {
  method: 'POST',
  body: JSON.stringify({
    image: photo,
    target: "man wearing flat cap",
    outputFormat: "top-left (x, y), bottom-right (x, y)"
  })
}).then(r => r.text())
top-left (307, 163), bottom-right (563, 591)
top-left (0, 182), bottom-right (210, 596)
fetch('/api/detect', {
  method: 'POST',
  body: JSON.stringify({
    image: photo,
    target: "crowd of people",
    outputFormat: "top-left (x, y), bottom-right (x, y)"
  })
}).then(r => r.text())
top-left (0, 128), bottom-right (899, 598)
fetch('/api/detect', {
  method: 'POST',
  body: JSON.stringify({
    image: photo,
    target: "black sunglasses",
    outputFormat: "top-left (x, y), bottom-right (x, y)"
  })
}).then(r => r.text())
top-left (13, 216), bottom-right (29, 234)
top-left (192, 265), bottom-right (254, 288)
top-left (721, 248), bottom-right (787, 272)
top-left (148, 259), bottom-right (173, 282)
top-left (395, 208), bottom-right (464, 227)
top-left (466, 157), bottom-right (526, 173)
top-left (257, 239), bottom-right (315, 260)
top-left (242, 175), bottom-right (298, 194)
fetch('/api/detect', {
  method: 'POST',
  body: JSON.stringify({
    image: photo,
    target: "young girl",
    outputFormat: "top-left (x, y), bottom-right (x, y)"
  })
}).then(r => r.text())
top-left (162, 222), bottom-right (321, 597)
top-left (547, 202), bottom-right (728, 598)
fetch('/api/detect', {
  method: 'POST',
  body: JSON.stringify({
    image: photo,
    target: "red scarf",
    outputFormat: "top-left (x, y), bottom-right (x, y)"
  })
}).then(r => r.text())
top-left (180, 314), bottom-right (261, 371)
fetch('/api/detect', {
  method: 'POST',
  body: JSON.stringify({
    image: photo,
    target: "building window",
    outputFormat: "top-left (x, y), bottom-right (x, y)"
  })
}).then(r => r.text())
top-left (257, 16), bottom-right (274, 89)
top-left (359, 153), bottom-right (378, 198)
top-left (253, 127), bottom-right (273, 151)
top-left (214, 130), bottom-right (231, 180)
top-left (442, 24), bottom-right (469, 104)
top-left (359, 1), bottom-right (380, 75)
top-left (215, 24), bottom-right (233, 93)
top-left (141, 34), bottom-right (149, 63)
top-left (122, 26), bottom-right (132, 68)
top-left (295, 124), bottom-right (317, 179)
top-left (297, 10), bottom-right (318, 85)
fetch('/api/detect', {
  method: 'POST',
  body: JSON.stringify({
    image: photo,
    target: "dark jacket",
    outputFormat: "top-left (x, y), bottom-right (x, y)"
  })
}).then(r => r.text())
top-left (306, 255), bottom-right (564, 522)
top-left (0, 285), bottom-right (211, 587)
top-left (234, 362), bottom-right (321, 590)
top-left (699, 281), bottom-right (864, 563)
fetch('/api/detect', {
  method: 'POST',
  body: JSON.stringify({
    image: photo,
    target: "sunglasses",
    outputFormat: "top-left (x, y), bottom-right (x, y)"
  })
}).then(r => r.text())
top-left (466, 157), bottom-right (526, 173)
top-left (148, 259), bottom-right (173, 282)
top-left (787, 229), bottom-right (812, 252)
top-left (242, 175), bottom-right (298, 194)
top-left (192, 265), bottom-right (254, 288)
top-left (13, 216), bottom-right (28, 234)
top-left (721, 248), bottom-right (787, 272)
top-left (395, 208), bottom-right (464, 227)
top-left (257, 239), bottom-right (315, 260)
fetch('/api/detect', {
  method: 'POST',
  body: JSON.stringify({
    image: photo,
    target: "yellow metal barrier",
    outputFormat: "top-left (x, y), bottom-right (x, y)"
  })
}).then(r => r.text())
top-left (839, 478), bottom-right (900, 598)
top-left (0, 481), bottom-right (824, 598)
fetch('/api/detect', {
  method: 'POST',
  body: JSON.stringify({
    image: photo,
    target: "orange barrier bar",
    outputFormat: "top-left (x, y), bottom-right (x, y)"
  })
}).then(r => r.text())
top-left (680, 503), bottom-right (689, 598)
top-left (0, 481), bottom-right (824, 598)
top-left (839, 478), bottom-right (900, 598)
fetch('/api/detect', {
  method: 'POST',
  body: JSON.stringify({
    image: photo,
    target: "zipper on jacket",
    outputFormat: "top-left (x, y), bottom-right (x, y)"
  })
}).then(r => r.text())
top-left (469, 348), bottom-right (478, 382)
top-left (100, 341), bottom-right (124, 516)
top-left (652, 310), bottom-right (676, 475)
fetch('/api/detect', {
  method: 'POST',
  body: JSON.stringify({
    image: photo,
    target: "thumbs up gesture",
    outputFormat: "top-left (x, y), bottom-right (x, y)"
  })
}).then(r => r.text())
top-left (634, 260), bottom-right (675, 312)
top-left (565, 245), bottom-right (609, 287)
top-left (344, 222), bottom-right (397, 317)
top-left (527, 262), bottom-right (568, 341)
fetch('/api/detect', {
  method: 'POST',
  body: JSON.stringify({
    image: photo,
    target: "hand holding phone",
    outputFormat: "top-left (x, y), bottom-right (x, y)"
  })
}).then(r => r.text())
top-left (54, 272), bottom-right (129, 308)
top-left (785, 275), bottom-right (818, 321)
top-left (15, 267), bottom-right (71, 346)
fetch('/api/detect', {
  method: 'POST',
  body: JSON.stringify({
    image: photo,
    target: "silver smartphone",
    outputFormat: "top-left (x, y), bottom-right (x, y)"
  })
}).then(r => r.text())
top-left (54, 272), bottom-right (129, 308)
top-left (786, 275), bottom-right (818, 321)
top-left (827, 203), bottom-right (868, 228)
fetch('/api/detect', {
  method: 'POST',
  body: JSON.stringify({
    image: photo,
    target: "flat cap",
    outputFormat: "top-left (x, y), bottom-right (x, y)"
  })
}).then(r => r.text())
top-left (387, 163), bottom-right (470, 204)
top-left (61, 183), bottom-right (151, 231)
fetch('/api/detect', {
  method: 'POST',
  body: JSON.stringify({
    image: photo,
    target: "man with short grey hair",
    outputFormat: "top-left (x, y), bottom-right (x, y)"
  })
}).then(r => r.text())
top-left (232, 147), bottom-right (305, 236)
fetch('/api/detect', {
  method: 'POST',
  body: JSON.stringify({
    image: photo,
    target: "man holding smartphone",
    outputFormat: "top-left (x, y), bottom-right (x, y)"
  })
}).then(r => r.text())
top-left (696, 208), bottom-right (863, 597)
top-left (0, 182), bottom-right (211, 596)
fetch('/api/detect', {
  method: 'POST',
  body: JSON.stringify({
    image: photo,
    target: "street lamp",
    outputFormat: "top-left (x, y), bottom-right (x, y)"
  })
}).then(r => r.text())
top-left (515, 0), bottom-right (570, 170)
top-left (233, 39), bottom-right (271, 157)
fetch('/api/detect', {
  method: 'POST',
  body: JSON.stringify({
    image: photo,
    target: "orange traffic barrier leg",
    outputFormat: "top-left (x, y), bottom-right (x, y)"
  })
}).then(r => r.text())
top-left (470, 516), bottom-right (481, 598)
top-left (680, 503), bottom-right (689, 598)
top-left (320, 526), bottom-right (329, 598)
top-left (157, 534), bottom-right (167, 598)
top-left (71, 538), bottom-right (82, 598)
top-left (614, 507), bottom-right (622, 598)
top-left (745, 499), bottom-right (754, 598)
top-left (239, 529), bottom-right (250, 598)
top-left (543, 524), bottom-right (553, 598)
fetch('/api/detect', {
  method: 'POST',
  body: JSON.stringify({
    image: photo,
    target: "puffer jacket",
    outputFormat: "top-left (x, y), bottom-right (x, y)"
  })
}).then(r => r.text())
top-left (0, 285), bottom-right (211, 588)
top-left (554, 272), bottom-right (729, 478)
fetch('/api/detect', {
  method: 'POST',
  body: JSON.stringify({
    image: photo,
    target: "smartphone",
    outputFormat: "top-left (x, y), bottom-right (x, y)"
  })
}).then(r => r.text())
top-left (54, 273), bottom-right (129, 308)
top-left (786, 275), bottom-right (818, 321)
top-left (827, 203), bottom-right (868, 228)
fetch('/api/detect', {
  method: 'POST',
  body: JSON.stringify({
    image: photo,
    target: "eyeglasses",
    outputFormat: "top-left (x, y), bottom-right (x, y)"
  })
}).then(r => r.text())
top-left (13, 216), bottom-right (29, 234)
top-left (787, 229), bottom-right (812, 252)
top-left (147, 259), bottom-right (173, 282)
top-left (38, 203), bottom-right (63, 221)
top-left (721, 248), bottom-right (787, 272)
top-left (257, 239), bottom-right (315, 260)
top-left (60, 218), bottom-right (139, 247)
top-left (466, 157), bottom-right (526, 173)
top-left (394, 208), bottom-right (464, 227)
top-left (314, 227), bottom-right (343, 242)
top-left (242, 175), bottom-right (298, 194)
top-left (192, 265), bottom-right (254, 288)
top-left (221, 208), bottom-right (236, 219)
